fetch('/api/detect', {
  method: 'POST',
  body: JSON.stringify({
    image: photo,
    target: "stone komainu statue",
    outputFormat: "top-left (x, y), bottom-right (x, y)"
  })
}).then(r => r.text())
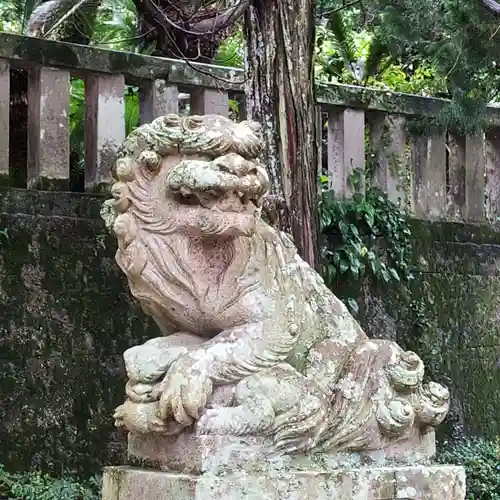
top-left (101, 114), bottom-right (449, 463)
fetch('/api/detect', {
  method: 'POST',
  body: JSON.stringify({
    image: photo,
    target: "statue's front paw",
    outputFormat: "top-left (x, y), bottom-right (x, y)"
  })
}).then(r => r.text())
top-left (126, 380), bottom-right (160, 403)
top-left (114, 400), bottom-right (171, 434)
top-left (156, 356), bottom-right (213, 426)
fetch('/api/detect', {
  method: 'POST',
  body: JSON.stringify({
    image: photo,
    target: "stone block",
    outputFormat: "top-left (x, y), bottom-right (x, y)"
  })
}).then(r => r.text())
top-left (102, 464), bottom-right (466, 500)
top-left (127, 433), bottom-right (437, 476)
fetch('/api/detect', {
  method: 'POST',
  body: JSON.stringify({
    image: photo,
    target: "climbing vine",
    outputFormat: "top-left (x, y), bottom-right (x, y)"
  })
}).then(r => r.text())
top-left (319, 171), bottom-right (414, 314)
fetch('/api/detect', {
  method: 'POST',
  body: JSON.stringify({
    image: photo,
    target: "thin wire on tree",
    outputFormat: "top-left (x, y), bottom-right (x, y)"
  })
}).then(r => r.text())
top-left (316, 0), bottom-right (363, 19)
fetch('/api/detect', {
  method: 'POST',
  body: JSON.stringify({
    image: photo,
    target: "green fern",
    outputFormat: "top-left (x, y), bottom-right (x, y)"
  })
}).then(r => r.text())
top-left (6, 0), bottom-right (36, 32)
top-left (91, 0), bottom-right (141, 51)
top-left (213, 26), bottom-right (244, 68)
top-left (326, 10), bottom-right (357, 65)
top-left (363, 34), bottom-right (392, 83)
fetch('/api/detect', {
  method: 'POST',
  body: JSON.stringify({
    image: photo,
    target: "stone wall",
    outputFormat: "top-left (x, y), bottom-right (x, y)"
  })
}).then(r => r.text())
top-left (360, 220), bottom-right (500, 440)
top-left (0, 188), bottom-right (157, 476)
top-left (0, 188), bottom-right (498, 477)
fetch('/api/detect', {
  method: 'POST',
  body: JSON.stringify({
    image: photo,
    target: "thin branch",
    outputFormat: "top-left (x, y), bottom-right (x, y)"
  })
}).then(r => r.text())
top-left (94, 27), bottom-right (156, 46)
top-left (316, 0), bottom-right (363, 19)
top-left (189, 0), bottom-right (249, 34)
top-left (444, 48), bottom-right (463, 80)
top-left (166, 43), bottom-right (246, 86)
top-left (134, 0), bottom-right (246, 84)
top-left (152, 13), bottom-right (246, 85)
top-left (490, 23), bottom-right (500, 40)
top-left (483, 0), bottom-right (500, 14)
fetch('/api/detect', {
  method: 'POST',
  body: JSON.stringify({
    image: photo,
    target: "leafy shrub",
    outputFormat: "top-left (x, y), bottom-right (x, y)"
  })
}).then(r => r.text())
top-left (319, 180), bottom-right (413, 314)
top-left (437, 437), bottom-right (500, 500)
top-left (0, 465), bottom-right (100, 500)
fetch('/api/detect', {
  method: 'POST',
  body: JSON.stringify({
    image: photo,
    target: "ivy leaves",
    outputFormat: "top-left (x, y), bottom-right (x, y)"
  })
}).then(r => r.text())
top-left (319, 186), bottom-right (414, 314)
top-left (0, 463), bottom-right (100, 500)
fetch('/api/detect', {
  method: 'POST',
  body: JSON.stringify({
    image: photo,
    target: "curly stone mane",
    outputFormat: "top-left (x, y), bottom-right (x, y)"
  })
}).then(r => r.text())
top-left (115, 113), bottom-right (264, 166)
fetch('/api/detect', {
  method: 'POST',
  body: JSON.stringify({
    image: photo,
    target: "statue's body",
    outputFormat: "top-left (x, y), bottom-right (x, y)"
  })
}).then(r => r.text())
top-left (102, 114), bottom-right (449, 461)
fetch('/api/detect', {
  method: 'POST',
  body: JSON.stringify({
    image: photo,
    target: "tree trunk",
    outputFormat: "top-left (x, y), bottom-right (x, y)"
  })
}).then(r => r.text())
top-left (243, 0), bottom-right (319, 269)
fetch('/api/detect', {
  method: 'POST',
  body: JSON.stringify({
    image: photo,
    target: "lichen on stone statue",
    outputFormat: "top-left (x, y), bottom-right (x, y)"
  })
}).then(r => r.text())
top-left (101, 113), bottom-right (450, 470)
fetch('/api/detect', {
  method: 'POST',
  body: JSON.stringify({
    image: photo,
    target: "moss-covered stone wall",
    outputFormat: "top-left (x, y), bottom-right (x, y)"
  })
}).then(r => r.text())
top-left (0, 188), bottom-right (158, 477)
top-left (359, 219), bottom-right (500, 441)
top-left (1, 188), bottom-right (498, 476)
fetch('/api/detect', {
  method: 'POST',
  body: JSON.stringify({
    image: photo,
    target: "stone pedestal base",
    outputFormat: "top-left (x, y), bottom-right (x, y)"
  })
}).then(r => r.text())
top-left (127, 433), bottom-right (437, 475)
top-left (102, 464), bottom-right (466, 500)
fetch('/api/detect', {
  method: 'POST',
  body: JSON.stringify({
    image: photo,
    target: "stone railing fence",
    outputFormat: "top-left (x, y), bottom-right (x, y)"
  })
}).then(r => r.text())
top-left (1, 32), bottom-right (500, 222)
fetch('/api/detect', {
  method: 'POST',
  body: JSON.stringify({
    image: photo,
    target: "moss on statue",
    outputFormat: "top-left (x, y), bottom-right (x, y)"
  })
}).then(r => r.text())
top-left (358, 219), bottom-right (500, 440)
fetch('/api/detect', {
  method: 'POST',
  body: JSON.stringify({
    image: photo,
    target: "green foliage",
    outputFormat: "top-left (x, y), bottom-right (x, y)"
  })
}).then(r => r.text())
top-left (213, 27), bottom-right (245, 68)
top-left (0, 0), bottom-right (35, 32)
top-left (211, 8), bottom-right (444, 98)
top-left (314, 0), bottom-right (500, 132)
top-left (437, 437), bottom-right (500, 500)
top-left (0, 465), bottom-right (101, 500)
top-left (124, 85), bottom-right (140, 134)
top-left (69, 78), bottom-right (86, 174)
top-left (315, 7), bottom-right (447, 95)
top-left (356, 0), bottom-right (500, 132)
top-left (0, 0), bottom-right (141, 52)
top-left (317, 8), bottom-right (398, 86)
top-left (326, 11), bottom-right (357, 70)
top-left (91, 0), bottom-right (145, 53)
top-left (405, 296), bottom-right (444, 377)
top-left (319, 172), bottom-right (413, 315)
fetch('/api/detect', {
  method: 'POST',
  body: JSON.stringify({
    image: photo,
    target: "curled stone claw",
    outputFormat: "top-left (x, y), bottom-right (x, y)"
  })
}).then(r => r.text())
top-left (387, 350), bottom-right (425, 391)
top-left (114, 400), bottom-right (170, 434)
top-left (376, 398), bottom-right (415, 437)
top-left (125, 380), bottom-right (158, 403)
top-left (413, 382), bottom-right (450, 427)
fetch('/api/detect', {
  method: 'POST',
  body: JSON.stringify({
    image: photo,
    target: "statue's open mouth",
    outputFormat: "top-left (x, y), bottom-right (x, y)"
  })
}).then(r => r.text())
top-left (167, 153), bottom-right (269, 215)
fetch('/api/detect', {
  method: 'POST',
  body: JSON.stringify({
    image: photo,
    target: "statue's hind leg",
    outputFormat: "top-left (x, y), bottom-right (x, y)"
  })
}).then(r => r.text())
top-left (195, 368), bottom-right (278, 437)
top-left (195, 363), bottom-right (329, 454)
top-left (196, 390), bottom-right (276, 437)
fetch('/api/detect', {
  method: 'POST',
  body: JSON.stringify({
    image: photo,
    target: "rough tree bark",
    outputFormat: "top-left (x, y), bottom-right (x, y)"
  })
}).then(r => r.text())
top-left (244, 0), bottom-right (319, 269)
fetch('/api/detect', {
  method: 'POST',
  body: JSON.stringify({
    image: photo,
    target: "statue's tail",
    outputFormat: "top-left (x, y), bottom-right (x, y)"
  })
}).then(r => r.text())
top-left (316, 339), bottom-right (449, 458)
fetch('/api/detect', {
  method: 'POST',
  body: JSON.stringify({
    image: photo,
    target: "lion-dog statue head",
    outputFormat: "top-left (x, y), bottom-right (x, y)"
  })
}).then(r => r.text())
top-left (101, 114), bottom-right (273, 336)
